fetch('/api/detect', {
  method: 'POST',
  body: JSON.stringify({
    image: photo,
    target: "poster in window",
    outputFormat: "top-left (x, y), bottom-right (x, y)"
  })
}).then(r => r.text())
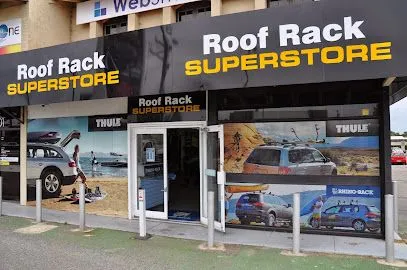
top-left (225, 183), bottom-right (381, 234)
top-left (224, 120), bottom-right (379, 176)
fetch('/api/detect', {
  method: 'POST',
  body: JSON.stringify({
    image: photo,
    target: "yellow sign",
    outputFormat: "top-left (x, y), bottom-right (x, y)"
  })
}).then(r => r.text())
top-left (185, 42), bottom-right (392, 76)
top-left (7, 70), bottom-right (120, 96)
top-left (361, 109), bottom-right (370, 116)
top-left (0, 160), bottom-right (10, 166)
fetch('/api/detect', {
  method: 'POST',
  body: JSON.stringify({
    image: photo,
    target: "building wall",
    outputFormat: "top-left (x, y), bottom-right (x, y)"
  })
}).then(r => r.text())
top-left (222, 0), bottom-right (255, 15)
top-left (71, 7), bottom-right (90, 42)
top-left (26, 1), bottom-right (72, 50)
top-left (139, 9), bottom-right (163, 29)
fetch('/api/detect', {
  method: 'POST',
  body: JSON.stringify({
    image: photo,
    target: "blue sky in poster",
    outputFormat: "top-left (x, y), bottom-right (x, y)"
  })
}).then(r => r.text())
top-left (28, 117), bottom-right (127, 156)
top-left (254, 121), bottom-right (379, 149)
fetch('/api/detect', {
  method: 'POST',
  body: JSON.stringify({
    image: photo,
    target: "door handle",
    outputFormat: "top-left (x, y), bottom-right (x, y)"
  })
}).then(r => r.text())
top-left (161, 187), bottom-right (168, 192)
top-left (39, 163), bottom-right (43, 166)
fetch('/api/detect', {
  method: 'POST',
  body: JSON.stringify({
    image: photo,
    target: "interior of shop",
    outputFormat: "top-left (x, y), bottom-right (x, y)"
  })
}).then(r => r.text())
top-left (0, 108), bottom-right (21, 201)
top-left (167, 128), bottom-right (200, 221)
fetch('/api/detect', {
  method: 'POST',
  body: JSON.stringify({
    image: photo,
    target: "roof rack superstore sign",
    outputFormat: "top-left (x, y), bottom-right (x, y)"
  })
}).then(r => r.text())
top-left (1, 0), bottom-right (407, 107)
top-left (186, 16), bottom-right (390, 76)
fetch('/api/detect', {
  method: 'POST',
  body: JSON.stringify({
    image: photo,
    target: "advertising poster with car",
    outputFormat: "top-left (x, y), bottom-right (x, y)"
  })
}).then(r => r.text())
top-left (26, 116), bottom-right (128, 217)
top-left (224, 120), bottom-right (380, 176)
top-left (225, 184), bottom-right (381, 234)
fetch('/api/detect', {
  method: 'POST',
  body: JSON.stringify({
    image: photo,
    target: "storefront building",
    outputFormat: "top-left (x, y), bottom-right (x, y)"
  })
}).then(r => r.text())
top-left (1, 0), bottom-right (407, 238)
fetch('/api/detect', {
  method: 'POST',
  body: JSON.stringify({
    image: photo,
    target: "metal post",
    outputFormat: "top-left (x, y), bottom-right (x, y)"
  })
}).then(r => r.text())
top-left (35, 179), bottom-right (42, 223)
top-left (138, 189), bottom-right (146, 238)
top-left (385, 194), bottom-right (395, 263)
top-left (293, 193), bottom-right (300, 255)
top-left (207, 191), bottom-right (215, 248)
top-left (0, 176), bottom-right (2, 216)
top-left (79, 183), bottom-right (85, 231)
top-left (393, 181), bottom-right (399, 233)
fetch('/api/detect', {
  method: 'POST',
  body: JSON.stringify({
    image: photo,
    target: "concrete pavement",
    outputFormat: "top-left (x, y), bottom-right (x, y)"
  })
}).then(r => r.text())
top-left (2, 200), bottom-right (407, 261)
top-left (0, 164), bottom-right (406, 264)
top-left (0, 216), bottom-right (397, 270)
top-left (393, 165), bottom-right (407, 220)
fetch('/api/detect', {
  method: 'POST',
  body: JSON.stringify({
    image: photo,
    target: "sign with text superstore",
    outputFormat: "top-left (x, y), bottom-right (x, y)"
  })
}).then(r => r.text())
top-left (77, 0), bottom-right (200, 24)
top-left (1, 0), bottom-right (407, 108)
top-left (128, 91), bottom-right (206, 122)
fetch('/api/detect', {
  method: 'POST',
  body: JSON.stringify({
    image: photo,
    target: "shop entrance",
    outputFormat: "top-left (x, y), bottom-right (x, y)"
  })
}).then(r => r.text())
top-left (129, 122), bottom-right (225, 231)
top-left (167, 128), bottom-right (200, 221)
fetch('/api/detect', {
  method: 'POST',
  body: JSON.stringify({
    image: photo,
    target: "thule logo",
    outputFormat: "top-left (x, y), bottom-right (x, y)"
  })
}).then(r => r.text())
top-left (336, 124), bottom-right (369, 134)
top-left (96, 118), bottom-right (121, 128)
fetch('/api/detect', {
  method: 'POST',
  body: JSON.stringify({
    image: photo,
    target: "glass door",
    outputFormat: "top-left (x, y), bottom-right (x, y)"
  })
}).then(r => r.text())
top-left (134, 128), bottom-right (168, 219)
top-left (202, 125), bottom-right (225, 232)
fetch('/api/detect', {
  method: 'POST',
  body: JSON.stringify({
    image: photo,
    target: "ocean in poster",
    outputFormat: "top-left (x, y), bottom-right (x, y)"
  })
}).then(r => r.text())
top-left (79, 157), bottom-right (128, 178)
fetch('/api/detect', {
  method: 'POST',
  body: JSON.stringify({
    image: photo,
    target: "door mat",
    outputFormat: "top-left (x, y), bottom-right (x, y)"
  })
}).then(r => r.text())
top-left (168, 210), bottom-right (200, 221)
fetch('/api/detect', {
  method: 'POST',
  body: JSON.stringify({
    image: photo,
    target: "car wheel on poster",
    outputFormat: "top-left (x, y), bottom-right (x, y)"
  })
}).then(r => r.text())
top-left (352, 219), bottom-right (366, 232)
top-left (41, 169), bottom-right (62, 198)
top-left (266, 213), bottom-right (276, 227)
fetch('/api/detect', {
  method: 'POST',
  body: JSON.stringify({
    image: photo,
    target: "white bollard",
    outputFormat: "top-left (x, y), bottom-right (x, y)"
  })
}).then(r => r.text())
top-left (385, 194), bottom-right (395, 263)
top-left (36, 179), bottom-right (42, 223)
top-left (0, 176), bottom-right (2, 216)
top-left (79, 183), bottom-right (85, 231)
top-left (293, 193), bottom-right (300, 255)
top-left (207, 191), bottom-right (215, 248)
top-left (393, 181), bottom-right (399, 234)
top-left (138, 188), bottom-right (146, 238)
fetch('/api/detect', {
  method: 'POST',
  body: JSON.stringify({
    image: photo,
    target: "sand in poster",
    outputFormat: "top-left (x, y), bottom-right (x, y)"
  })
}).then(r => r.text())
top-left (26, 116), bottom-right (128, 217)
top-left (225, 184), bottom-right (381, 234)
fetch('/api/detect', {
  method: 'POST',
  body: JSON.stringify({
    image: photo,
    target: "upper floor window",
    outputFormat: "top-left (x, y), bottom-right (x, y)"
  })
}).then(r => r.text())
top-left (268, 0), bottom-right (313, 7)
top-left (176, 1), bottom-right (211, 22)
top-left (104, 16), bottom-right (127, 36)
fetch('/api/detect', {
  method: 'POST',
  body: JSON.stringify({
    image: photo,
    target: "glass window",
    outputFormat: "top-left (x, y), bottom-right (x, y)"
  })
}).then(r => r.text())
top-left (289, 149), bottom-right (301, 163)
top-left (248, 194), bottom-right (260, 203)
top-left (104, 16), bottom-right (127, 36)
top-left (325, 206), bottom-right (341, 214)
top-left (301, 149), bottom-right (314, 163)
top-left (177, 1), bottom-right (211, 22)
top-left (368, 206), bottom-right (380, 214)
top-left (44, 148), bottom-right (62, 158)
top-left (312, 150), bottom-right (325, 162)
top-left (212, 81), bottom-right (381, 124)
top-left (32, 148), bottom-right (45, 158)
top-left (246, 148), bottom-right (281, 166)
top-left (341, 206), bottom-right (353, 213)
top-left (269, 0), bottom-right (313, 8)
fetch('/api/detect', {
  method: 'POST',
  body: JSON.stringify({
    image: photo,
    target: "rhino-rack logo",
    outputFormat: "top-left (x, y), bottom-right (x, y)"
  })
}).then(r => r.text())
top-left (332, 188), bottom-right (374, 196)
top-left (336, 123), bottom-right (369, 134)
